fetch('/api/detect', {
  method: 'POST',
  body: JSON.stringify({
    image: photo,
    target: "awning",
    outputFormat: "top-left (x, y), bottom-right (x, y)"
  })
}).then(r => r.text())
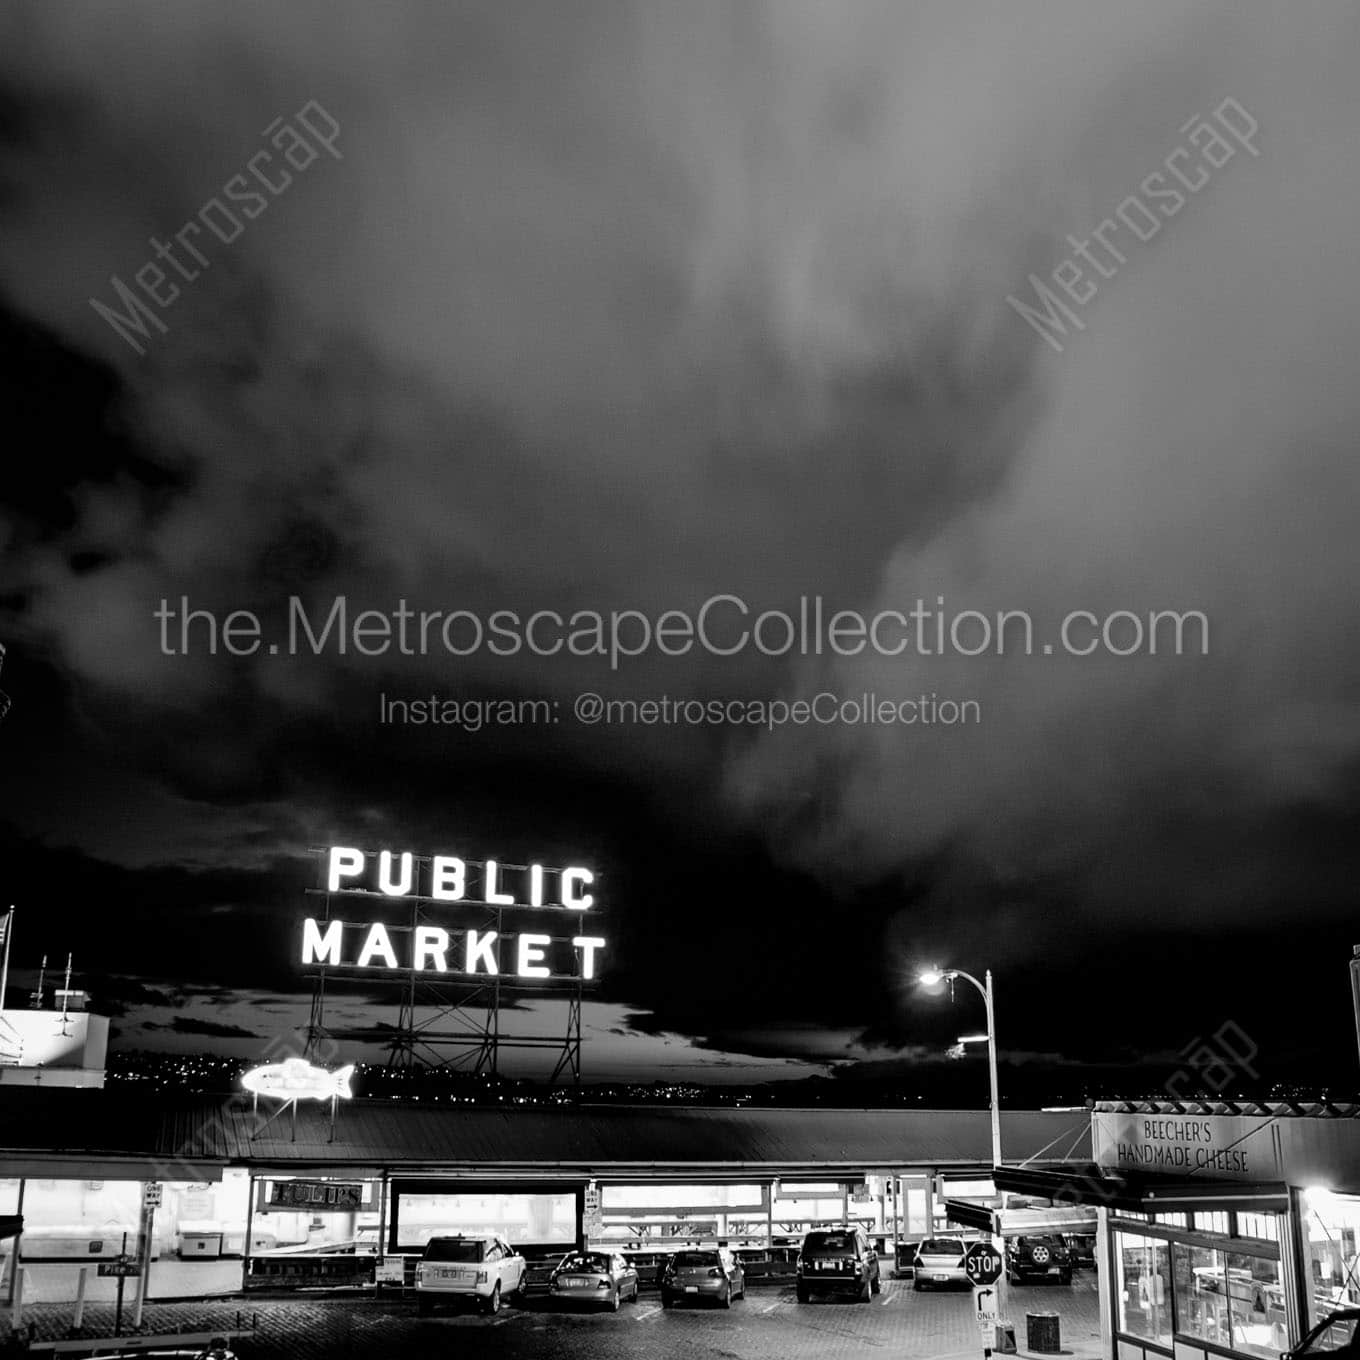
top-left (994, 1165), bottom-right (1289, 1214)
top-left (943, 1197), bottom-right (1097, 1235)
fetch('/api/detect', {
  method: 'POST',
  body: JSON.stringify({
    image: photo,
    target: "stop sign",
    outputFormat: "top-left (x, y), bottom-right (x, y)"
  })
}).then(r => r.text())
top-left (963, 1240), bottom-right (1004, 1286)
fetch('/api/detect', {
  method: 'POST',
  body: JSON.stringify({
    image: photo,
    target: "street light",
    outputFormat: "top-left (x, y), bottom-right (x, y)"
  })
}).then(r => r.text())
top-left (918, 965), bottom-right (1002, 1168)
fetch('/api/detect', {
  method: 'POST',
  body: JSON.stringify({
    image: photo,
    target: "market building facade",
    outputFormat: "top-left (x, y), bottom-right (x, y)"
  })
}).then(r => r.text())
top-left (998, 1100), bottom-right (1360, 1360)
top-left (0, 1087), bottom-right (1091, 1314)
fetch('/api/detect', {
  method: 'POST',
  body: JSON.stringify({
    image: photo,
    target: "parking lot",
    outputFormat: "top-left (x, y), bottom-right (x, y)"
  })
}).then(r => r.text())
top-left (12, 1273), bottom-right (1104, 1360)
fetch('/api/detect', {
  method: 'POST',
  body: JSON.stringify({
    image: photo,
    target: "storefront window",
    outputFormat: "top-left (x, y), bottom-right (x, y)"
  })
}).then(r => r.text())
top-left (392, 1188), bottom-right (575, 1252)
top-left (1236, 1213), bottom-right (1279, 1243)
top-left (1302, 1191), bottom-right (1360, 1328)
top-left (1116, 1232), bottom-right (1171, 1347)
top-left (1223, 1251), bottom-right (1288, 1359)
top-left (1171, 1241), bottom-right (1286, 1358)
top-left (600, 1183), bottom-right (766, 1247)
top-left (252, 1177), bottom-right (377, 1258)
top-left (1173, 1243), bottom-right (1232, 1347)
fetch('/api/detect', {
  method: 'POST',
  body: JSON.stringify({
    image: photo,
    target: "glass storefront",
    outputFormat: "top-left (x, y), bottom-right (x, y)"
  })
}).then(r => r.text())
top-left (1112, 1211), bottom-right (1286, 1360)
top-left (1301, 1190), bottom-right (1360, 1328)
top-left (0, 1174), bottom-right (254, 1303)
top-left (251, 1176), bottom-right (381, 1256)
top-left (1116, 1233), bottom-right (1172, 1348)
top-left (391, 1187), bottom-right (575, 1252)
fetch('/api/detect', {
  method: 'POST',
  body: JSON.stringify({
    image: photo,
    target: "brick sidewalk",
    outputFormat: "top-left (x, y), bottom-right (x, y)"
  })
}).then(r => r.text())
top-left (1, 1277), bottom-right (1109, 1360)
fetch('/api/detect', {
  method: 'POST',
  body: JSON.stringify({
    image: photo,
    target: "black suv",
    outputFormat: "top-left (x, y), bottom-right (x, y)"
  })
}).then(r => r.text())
top-left (1005, 1234), bottom-right (1073, 1285)
top-left (796, 1226), bottom-right (881, 1303)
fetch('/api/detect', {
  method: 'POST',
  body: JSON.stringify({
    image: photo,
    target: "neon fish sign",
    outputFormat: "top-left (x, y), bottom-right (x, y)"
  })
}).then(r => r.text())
top-left (242, 1057), bottom-right (355, 1103)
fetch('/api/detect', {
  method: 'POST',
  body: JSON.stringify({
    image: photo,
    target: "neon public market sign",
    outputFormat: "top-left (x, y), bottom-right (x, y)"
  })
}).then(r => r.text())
top-left (300, 846), bottom-right (605, 982)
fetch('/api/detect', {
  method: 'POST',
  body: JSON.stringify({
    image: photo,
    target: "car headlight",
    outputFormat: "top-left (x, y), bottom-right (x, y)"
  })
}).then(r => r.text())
top-left (597, 1280), bottom-right (609, 1290)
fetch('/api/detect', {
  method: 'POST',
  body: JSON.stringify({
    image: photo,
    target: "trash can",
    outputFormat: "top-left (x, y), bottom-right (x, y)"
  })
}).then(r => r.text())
top-left (995, 1320), bottom-right (1018, 1354)
top-left (1027, 1311), bottom-right (1062, 1354)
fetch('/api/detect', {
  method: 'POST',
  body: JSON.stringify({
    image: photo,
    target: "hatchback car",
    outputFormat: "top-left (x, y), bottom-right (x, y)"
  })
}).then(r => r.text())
top-left (796, 1226), bottom-right (881, 1302)
top-left (414, 1234), bottom-right (526, 1314)
top-left (549, 1250), bottom-right (640, 1310)
top-left (1006, 1234), bottom-right (1073, 1285)
top-left (912, 1237), bottom-right (971, 1290)
top-left (660, 1248), bottom-right (746, 1308)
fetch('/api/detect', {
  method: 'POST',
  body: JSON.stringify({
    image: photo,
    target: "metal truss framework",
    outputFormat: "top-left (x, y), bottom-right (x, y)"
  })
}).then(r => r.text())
top-left (302, 854), bottom-right (590, 1086)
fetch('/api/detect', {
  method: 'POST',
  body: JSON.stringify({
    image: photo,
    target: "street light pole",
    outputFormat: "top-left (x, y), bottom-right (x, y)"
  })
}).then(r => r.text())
top-left (985, 969), bottom-right (1001, 1169)
top-left (921, 966), bottom-right (1002, 1167)
top-left (920, 962), bottom-right (1009, 1334)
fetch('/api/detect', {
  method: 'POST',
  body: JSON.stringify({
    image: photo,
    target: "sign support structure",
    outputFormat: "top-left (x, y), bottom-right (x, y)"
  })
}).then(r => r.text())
top-left (302, 849), bottom-right (593, 1085)
top-left (964, 1239), bottom-right (1010, 1357)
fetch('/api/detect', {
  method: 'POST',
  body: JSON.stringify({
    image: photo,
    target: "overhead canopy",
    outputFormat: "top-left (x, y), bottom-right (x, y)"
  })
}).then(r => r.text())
top-left (943, 1196), bottom-right (1097, 1236)
top-left (994, 1164), bottom-right (1289, 1215)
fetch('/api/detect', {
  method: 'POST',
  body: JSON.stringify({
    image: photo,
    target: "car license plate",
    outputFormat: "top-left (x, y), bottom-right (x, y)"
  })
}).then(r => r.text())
top-left (934, 1273), bottom-right (951, 1282)
top-left (685, 1285), bottom-right (698, 1293)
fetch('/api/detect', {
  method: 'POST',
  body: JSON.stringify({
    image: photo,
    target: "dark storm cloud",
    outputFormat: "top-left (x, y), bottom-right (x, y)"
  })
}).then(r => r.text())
top-left (147, 1016), bottom-right (261, 1040)
top-left (1, 1), bottom-right (1359, 1074)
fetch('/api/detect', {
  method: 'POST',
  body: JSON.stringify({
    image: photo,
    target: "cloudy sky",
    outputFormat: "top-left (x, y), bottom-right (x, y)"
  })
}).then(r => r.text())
top-left (1, 1), bottom-right (1358, 1092)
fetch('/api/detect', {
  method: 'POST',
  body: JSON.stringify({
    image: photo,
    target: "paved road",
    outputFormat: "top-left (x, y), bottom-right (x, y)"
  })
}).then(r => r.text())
top-left (10, 1274), bottom-right (1104, 1360)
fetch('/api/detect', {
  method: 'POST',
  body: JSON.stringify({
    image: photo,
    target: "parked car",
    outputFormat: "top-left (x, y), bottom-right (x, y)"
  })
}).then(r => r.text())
top-left (1006, 1234), bottom-right (1073, 1285)
top-left (660, 1247), bottom-right (746, 1308)
top-left (1283, 1307), bottom-right (1360, 1357)
top-left (414, 1234), bottom-right (526, 1314)
top-left (912, 1237), bottom-right (971, 1290)
top-left (796, 1226), bottom-right (881, 1302)
top-left (1063, 1233), bottom-right (1097, 1268)
top-left (549, 1249), bottom-right (640, 1310)
top-left (67, 1347), bottom-right (235, 1360)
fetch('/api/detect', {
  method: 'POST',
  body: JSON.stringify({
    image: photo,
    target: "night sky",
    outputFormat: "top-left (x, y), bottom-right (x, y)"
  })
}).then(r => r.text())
top-left (1, 2), bottom-right (1359, 1096)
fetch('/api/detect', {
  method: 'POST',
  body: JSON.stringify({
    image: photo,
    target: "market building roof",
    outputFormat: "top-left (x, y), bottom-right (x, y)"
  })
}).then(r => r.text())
top-left (0, 1089), bottom-right (1092, 1180)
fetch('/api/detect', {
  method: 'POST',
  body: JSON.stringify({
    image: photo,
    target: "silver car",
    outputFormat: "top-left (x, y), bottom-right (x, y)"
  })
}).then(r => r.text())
top-left (549, 1250), bottom-right (640, 1310)
top-left (661, 1248), bottom-right (746, 1308)
top-left (913, 1237), bottom-right (971, 1290)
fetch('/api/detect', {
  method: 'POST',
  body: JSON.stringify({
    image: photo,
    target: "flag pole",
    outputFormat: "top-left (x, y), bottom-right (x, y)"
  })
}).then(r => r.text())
top-left (0, 907), bottom-right (13, 1011)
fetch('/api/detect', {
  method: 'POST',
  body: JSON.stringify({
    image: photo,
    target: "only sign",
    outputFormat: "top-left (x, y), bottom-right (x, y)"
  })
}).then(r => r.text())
top-left (963, 1241), bottom-right (1004, 1287)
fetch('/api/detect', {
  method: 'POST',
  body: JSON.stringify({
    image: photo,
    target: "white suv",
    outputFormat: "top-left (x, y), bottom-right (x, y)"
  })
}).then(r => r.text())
top-left (415, 1235), bottom-right (526, 1315)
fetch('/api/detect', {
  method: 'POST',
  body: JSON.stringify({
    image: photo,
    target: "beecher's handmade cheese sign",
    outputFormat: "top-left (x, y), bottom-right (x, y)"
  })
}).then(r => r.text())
top-left (266, 1179), bottom-right (364, 1211)
top-left (1093, 1112), bottom-right (1281, 1181)
top-left (301, 846), bottom-right (605, 982)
